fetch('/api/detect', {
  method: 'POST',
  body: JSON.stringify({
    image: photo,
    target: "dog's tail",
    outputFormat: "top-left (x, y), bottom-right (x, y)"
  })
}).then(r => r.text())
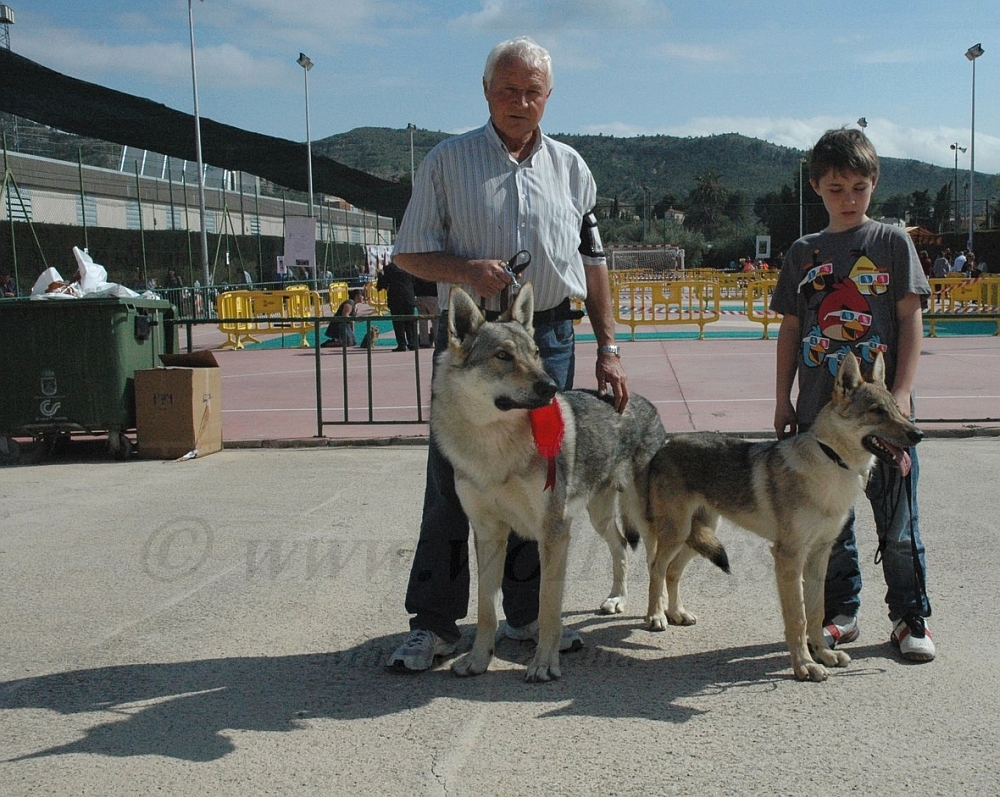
top-left (687, 511), bottom-right (730, 573)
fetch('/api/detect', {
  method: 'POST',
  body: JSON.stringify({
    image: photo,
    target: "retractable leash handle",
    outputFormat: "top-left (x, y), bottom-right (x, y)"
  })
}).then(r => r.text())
top-left (498, 250), bottom-right (531, 313)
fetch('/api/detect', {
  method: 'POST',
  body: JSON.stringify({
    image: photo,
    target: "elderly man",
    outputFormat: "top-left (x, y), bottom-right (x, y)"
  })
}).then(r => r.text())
top-left (387, 36), bottom-right (627, 672)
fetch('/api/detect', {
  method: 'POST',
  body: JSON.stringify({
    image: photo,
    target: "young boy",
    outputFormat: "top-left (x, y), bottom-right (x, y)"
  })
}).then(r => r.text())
top-left (770, 127), bottom-right (935, 662)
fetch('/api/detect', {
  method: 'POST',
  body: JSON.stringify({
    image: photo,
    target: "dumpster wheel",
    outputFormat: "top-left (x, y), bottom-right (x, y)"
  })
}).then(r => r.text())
top-left (0, 436), bottom-right (20, 466)
top-left (108, 431), bottom-right (135, 461)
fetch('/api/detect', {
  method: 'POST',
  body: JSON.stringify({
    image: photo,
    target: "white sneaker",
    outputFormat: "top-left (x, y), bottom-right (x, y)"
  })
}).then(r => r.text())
top-left (823, 614), bottom-right (860, 648)
top-left (891, 616), bottom-right (936, 662)
top-left (502, 620), bottom-right (584, 652)
top-left (386, 629), bottom-right (458, 672)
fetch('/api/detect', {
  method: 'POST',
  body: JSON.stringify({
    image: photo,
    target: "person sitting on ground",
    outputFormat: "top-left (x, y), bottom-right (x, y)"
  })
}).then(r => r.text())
top-left (322, 288), bottom-right (365, 348)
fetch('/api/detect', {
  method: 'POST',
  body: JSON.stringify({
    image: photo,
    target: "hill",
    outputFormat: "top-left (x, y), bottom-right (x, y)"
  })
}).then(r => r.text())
top-left (313, 126), bottom-right (986, 208)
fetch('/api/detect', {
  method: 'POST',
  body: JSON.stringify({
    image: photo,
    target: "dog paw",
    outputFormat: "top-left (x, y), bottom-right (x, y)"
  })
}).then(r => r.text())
top-left (451, 651), bottom-right (492, 677)
top-left (646, 613), bottom-right (668, 632)
top-left (793, 661), bottom-right (830, 682)
top-left (815, 647), bottom-right (851, 668)
top-left (667, 609), bottom-right (698, 626)
top-left (600, 595), bottom-right (626, 615)
top-left (525, 654), bottom-right (561, 682)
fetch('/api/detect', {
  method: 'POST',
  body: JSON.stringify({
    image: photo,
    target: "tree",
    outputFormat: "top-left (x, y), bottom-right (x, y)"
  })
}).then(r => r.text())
top-left (910, 189), bottom-right (932, 229)
top-left (932, 183), bottom-right (952, 233)
top-left (684, 171), bottom-right (731, 238)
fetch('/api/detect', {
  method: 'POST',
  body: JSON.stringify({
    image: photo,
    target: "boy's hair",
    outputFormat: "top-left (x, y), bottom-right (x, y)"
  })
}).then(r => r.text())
top-left (809, 128), bottom-right (880, 184)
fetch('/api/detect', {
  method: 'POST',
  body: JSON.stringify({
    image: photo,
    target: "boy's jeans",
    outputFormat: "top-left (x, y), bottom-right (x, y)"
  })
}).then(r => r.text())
top-left (824, 447), bottom-right (931, 622)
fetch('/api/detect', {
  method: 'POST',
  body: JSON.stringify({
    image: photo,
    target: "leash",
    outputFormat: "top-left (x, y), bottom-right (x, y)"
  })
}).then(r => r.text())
top-left (480, 250), bottom-right (531, 315)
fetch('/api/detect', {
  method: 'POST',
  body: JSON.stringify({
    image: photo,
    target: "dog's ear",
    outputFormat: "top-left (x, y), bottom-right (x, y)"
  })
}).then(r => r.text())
top-left (448, 286), bottom-right (485, 342)
top-left (869, 350), bottom-right (886, 388)
top-left (834, 351), bottom-right (863, 398)
top-left (503, 282), bottom-right (534, 332)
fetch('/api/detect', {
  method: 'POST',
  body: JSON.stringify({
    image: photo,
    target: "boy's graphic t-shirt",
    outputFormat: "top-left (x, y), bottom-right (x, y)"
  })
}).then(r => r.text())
top-left (770, 219), bottom-right (929, 425)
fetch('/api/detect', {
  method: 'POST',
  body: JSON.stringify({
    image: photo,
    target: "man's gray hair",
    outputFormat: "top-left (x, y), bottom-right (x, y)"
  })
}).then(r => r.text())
top-left (484, 36), bottom-right (553, 92)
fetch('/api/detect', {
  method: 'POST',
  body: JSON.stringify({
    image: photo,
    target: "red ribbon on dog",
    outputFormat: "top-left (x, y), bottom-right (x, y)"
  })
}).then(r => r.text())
top-left (529, 400), bottom-right (564, 491)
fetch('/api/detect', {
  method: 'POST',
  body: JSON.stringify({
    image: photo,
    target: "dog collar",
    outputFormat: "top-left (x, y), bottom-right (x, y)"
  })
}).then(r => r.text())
top-left (817, 441), bottom-right (849, 470)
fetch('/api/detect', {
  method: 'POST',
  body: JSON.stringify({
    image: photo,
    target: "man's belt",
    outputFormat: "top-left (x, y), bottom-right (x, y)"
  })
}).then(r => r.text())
top-left (483, 298), bottom-right (583, 324)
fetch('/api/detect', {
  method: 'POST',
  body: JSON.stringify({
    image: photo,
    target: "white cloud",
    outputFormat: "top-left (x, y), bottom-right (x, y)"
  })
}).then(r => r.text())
top-left (452, 0), bottom-right (670, 31)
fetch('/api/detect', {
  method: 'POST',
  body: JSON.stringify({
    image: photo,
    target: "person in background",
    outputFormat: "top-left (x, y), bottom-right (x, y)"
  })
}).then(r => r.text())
top-left (1, 272), bottom-right (19, 297)
top-left (413, 277), bottom-right (439, 348)
top-left (377, 261), bottom-right (418, 351)
top-left (322, 288), bottom-right (365, 348)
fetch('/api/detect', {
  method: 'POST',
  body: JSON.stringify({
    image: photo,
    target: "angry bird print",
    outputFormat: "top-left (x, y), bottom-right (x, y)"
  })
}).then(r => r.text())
top-left (800, 325), bottom-right (829, 368)
top-left (818, 280), bottom-right (872, 342)
top-left (858, 336), bottom-right (888, 365)
top-left (849, 255), bottom-right (890, 296)
top-left (826, 345), bottom-right (854, 376)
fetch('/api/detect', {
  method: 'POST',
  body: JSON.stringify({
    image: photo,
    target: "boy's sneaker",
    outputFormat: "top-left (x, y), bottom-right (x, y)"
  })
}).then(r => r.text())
top-left (891, 615), bottom-right (936, 662)
top-left (822, 614), bottom-right (860, 648)
top-left (386, 629), bottom-right (457, 672)
top-left (502, 620), bottom-right (584, 652)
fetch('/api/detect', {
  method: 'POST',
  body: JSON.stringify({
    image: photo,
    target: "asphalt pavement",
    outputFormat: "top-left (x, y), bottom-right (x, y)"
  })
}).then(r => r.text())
top-left (1, 436), bottom-right (999, 795)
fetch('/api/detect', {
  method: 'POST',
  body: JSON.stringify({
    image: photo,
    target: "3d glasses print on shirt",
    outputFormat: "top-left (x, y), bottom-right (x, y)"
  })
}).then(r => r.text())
top-left (798, 251), bottom-right (892, 375)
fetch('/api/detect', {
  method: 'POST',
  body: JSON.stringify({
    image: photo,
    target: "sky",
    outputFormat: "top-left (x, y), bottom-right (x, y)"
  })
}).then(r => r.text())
top-left (8, 1), bottom-right (1000, 179)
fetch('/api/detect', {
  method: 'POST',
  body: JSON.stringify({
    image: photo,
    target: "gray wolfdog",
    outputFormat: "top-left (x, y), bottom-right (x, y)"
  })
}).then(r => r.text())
top-left (644, 350), bottom-right (922, 682)
top-left (432, 283), bottom-right (671, 682)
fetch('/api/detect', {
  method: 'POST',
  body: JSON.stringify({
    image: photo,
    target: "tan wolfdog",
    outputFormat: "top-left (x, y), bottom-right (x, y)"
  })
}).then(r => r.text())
top-left (644, 351), bottom-right (922, 682)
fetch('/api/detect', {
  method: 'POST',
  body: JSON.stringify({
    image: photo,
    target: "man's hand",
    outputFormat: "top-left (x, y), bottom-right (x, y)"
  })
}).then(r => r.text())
top-left (466, 259), bottom-right (513, 300)
top-left (597, 352), bottom-right (629, 413)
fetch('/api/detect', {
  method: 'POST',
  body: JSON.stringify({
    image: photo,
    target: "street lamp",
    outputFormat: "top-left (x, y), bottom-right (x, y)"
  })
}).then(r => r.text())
top-left (187, 0), bottom-right (211, 287)
top-left (297, 52), bottom-right (314, 218)
top-left (857, 117), bottom-right (868, 130)
top-left (950, 142), bottom-right (967, 234)
top-left (798, 157), bottom-right (807, 238)
top-left (406, 123), bottom-right (416, 186)
top-left (965, 42), bottom-right (984, 251)
top-left (641, 185), bottom-right (650, 237)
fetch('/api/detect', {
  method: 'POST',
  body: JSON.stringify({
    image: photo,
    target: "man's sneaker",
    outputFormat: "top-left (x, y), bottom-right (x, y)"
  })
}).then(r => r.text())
top-left (822, 614), bottom-right (860, 649)
top-left (386, 629), bottom-right (458, 672)
top-left (502, 620), bottom-right (584, 652)
top-left (891, 615), bottom-right (936, 662)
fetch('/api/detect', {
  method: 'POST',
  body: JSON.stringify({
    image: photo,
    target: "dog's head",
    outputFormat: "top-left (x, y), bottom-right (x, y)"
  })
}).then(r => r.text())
top-left (440, 282), bottom-right (557, 414)
top-left (827, 351), bottom-right (923, 475)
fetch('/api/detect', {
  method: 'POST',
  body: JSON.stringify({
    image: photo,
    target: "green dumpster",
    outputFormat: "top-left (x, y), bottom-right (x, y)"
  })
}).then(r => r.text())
top-left (0, 297), bottom-right (178, 461)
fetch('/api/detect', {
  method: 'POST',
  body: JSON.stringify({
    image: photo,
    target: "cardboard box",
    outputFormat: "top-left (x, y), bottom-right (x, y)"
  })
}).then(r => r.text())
top-left (135, 351), bottom-right (222, 459)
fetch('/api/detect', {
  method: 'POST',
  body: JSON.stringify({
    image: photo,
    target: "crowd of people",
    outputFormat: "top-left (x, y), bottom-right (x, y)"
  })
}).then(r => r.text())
top-left (926, 248), bottom-right (988, 278)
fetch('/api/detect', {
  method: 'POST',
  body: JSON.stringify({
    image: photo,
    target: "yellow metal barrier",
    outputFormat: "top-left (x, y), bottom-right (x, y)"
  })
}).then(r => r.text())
top-left (328, 281), bottom-right (350, 311)
top-left (216, 289), bottom-right (324, 349)
top-left (925, 276), bottom-right (1000, 336)
top-left (746, 277), bottom-right (781, 339)
top-left (615, 280), bottom-right (722, 339)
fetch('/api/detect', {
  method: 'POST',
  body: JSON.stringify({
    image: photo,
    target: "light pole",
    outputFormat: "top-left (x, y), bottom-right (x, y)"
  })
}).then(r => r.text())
top-left (798, 157), bottom-right (807, 238)
top-left (406, 123), bottom-right (416, 186)
top-left (297, 52), bottom-right (314, 218)
top-left (187, 0), bottom-right (211, 287)
top-left (857, 117), bottom-right (868, 130)
top-left (950, 142), bottom-right (966, 235)
top-left (642, 185), bottom-right (650, 238)
top-left (965, 42), bottom-right (984, 252)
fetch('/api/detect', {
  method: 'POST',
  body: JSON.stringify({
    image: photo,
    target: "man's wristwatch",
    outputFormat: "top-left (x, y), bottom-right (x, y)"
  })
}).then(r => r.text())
top-left (597, 344), bottom-right (620, 358)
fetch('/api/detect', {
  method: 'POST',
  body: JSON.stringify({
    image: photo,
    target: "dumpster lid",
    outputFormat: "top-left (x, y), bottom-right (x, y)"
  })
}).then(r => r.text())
top-left (159, 351), bottom-right (219, 368)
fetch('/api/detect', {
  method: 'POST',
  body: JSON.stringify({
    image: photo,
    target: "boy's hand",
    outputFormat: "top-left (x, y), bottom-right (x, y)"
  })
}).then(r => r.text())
top-left (774, 401), bottom-right (797, 439)
top-left (892, 389), bottom-right (912, 418)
